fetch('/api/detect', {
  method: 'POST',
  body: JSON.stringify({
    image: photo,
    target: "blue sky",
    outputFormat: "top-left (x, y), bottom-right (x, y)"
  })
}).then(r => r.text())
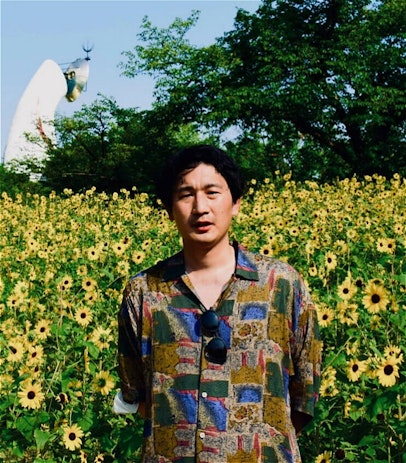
top-left (1, 0), bottom-right (260, 159)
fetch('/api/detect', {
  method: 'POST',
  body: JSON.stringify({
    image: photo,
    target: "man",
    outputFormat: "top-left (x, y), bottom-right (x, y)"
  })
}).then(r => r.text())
top-left (114, 145), bottom-right (321, 463)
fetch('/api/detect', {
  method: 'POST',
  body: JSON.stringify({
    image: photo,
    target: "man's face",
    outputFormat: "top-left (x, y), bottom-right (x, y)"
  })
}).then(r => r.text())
top-left (169, 163), bottom-right (241, 249)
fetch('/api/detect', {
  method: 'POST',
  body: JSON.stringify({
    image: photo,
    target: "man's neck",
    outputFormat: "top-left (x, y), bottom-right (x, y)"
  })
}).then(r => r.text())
top-left (183, 238), bottom-right (235, 274)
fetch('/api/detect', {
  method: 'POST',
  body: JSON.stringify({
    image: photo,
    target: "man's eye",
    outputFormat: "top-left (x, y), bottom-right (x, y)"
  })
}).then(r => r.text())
top-left (207, 191), bottom-right (220, 196)
top-left (179, 193), bottom-right (193, 199)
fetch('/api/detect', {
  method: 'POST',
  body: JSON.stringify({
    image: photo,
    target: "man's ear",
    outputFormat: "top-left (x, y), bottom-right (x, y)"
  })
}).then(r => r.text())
top-left (232, 198), bottom-right (242, 217)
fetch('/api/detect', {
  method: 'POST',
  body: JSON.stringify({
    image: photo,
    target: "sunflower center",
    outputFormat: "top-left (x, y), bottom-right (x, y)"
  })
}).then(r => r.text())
top-left (343, 288), bottom-right (349, 294)
top-left (80, 312), bottom-right (87, 319)
top-left (384, 365), bottom-right (394, 375)
top-left (371, 294), bottom-right (381, 303)
top-left (28, 391), bottom-right (36, 399)
top-left (10, 347), bottom-right (17, 354)
top-left (352, 364), bottom-right (359, 372)
top-left (69, 432), bottom-right (77, 441)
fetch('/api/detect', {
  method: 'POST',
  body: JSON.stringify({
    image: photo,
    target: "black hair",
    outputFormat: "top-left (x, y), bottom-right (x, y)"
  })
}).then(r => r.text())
top-left (155, 144), bottom-right (245, 211)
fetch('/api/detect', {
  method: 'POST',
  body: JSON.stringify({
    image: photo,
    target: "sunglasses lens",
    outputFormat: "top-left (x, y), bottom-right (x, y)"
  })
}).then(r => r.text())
top-left (201, 310), bottom-right (219, 334)
top-left (205, 337), bottom-right (227, 364)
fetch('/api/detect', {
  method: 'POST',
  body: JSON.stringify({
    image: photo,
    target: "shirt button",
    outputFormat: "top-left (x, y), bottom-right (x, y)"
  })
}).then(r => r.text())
top-left (199, 432), bottom-right (205, 439)
top-left (201, 392), bottom-right (207, 398)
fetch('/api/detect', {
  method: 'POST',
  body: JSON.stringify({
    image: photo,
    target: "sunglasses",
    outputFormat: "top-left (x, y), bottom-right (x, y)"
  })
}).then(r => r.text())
top-left (200, 309), bottom-right (227, 364)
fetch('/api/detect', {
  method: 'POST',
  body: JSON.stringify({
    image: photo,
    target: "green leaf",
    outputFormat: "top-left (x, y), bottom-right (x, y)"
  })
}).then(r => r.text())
top-left (34, 428), bottom-right (51, 450)
top-left (15, 415), bottom-right (37, 441)
top-left (85, 341), bottom-right (100, 359)
top-left (77, 408), bottom-right (95, 432)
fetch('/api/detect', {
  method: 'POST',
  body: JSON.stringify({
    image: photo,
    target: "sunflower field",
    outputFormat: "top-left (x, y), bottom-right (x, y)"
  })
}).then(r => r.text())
top-left (0, 173), bottom-right (405, 463)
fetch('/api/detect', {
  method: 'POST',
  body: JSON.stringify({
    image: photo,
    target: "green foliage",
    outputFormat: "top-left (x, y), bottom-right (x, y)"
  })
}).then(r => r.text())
top-left (120, 0), bottom-right (406, 181)
top-left (0, 164), bottom-right (50, 197)
top-left (0, 173), bottom-right (405, 462)
top-left (42, 96), bottom-right (212, 194)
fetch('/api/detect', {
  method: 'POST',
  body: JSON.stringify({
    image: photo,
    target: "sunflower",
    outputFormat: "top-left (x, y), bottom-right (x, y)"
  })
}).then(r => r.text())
top-left (308, 266), bottom-right (318, 277)
top-left (325, 252), bottom-right (338, 271)
top-left (62, 423), bottom-right (84, 451)
top-left (314, 451), bottom-right (332, 463)
top-left (131, 250), bottom-right (145, 265)
top-left (346, 358), bottom-right (367, 382)
top-left (74, 306), bottom-right (93, 327)
top-left (7, 293), bottom-right (24, 309)
top-left (87, 246), bottom-right (100, 261)
top-left (92, 371), bottom-right (115, 395)
top-left (0, 373), bottom-right (13, 392)
top-left (337, 301), bottom-right (359, 325)
top-left (26, 344), bottom-right (44, 365)
top-left (384, 345), bottom-right (403, 363)
top-left (376, 237), bottom-right (396, 254)
top-left (81, 277), bottom-right (97, 292)
top-left (317, 305), bottom-right (334, 328)
top-left (362, 283), bottom-right (389, 313)
top-left (18, 381), bottom-right (45, 409)
top-left (56, 392), bottom-right (69, 405)
top-left (141, 239), bottom-right (152, 250)
top-left (260, 245), bottom-right (273, 257)
top-left (13, 281), bottom-right (30, 298)
top-left (305, 242), bottom-right (316, 256)
top-left (76, 265), bottom-right (88, 277)
top-left (334, 240), bottom-right (349, 254)
top-left (320, 366), bottom-right (339, 397)
top-left (376, 357), bottom-right (400, 387)
top-left (8, 340), bottom-right (25, 362)
top-left (116, 260), bottom-right (130, 275)
top-left (90, 327), bottom-right (113, 350)
top-left (84, 291), bottom-right (98, 304)
top-left (35, 319), bottom-right (52, 340)
top-left (288, 226), bottom-right (300, 237)
top-left (111, 242), bottom-right (127, 257)
top-left (346, 228), bottom-right (358, 240)
top-left (394, 223), bottom-right (403, 235)
top-left (58, 275), bottom-right (73, 292)
top-left (337, 278), bottom-right (357, 300)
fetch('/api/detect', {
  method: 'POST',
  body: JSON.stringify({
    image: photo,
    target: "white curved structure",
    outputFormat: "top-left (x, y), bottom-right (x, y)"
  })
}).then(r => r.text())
top-left (4, 59), bottom-right (67, 166)
top-left (3, 56), bottom-right (90, 167)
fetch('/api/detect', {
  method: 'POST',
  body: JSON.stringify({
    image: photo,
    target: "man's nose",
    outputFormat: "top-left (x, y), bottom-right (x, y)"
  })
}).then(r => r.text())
top-left (193, 193), bottom-right (209, 214)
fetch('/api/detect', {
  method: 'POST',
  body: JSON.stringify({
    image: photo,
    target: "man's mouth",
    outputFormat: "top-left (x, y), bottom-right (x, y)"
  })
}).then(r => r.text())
top-left (193, 221), bottom-right (212, 232)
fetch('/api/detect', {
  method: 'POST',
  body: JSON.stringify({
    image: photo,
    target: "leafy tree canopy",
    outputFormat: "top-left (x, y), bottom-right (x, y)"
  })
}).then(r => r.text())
top-left (42, 95), bottom-right (215, 194)
top-left (119, 0), bottom-right (406, 181)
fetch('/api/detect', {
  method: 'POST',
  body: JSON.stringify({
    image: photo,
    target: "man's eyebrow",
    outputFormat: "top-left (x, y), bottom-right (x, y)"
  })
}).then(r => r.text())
top-left (175, 182), bottom-right (225, 192)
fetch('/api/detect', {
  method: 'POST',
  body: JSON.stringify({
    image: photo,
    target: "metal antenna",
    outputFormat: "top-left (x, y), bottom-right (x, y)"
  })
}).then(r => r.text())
top-left (82, 42), bottom-right (94, 61)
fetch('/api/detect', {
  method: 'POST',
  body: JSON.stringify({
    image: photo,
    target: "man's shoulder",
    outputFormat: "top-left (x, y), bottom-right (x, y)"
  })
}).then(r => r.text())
top-left (240, 245), bottom-right (300, 279)
top-left (128, 251), bottom-right (183, 283)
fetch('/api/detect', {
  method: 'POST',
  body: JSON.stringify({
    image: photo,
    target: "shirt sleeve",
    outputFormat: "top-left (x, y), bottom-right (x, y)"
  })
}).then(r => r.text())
top-left (289, 276), bottom-right (322, 418)
top-left (113, 390), bottom-right (139, 414)
top-left (117, 279), bottom-right (147, 405)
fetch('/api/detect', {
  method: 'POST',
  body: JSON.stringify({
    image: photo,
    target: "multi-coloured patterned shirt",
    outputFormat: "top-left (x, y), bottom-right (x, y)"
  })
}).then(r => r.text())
top-left (117, 242), bottom-right (321, 463)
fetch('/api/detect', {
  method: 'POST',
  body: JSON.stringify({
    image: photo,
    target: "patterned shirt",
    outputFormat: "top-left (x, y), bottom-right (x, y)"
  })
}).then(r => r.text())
top-left (118, 242), bottom-right (321, 463)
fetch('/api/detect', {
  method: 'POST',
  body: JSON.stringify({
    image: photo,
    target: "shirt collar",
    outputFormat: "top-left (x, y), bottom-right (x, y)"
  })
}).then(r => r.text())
top-left (162, 241), bottom-right (259, 282)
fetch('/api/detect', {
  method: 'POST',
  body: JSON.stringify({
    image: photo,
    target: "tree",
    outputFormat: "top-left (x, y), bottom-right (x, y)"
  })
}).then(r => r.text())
top-left (43, 96), bottom-right (212, 193)
top-left (120, 0), bottom-right (406, 181)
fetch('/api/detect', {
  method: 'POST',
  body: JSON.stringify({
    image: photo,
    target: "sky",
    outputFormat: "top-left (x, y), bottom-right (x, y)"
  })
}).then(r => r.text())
top-left (1, 0), bottom-right (261, 161)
